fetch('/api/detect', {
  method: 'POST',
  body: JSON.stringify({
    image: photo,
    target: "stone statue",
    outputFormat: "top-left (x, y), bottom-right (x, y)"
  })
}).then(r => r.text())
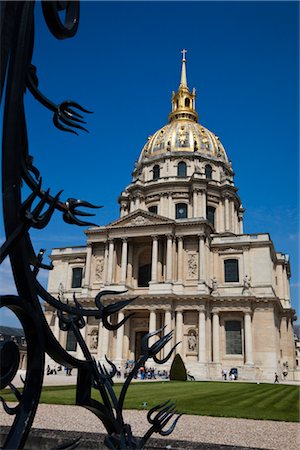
top-left (242, 274), bottom-right (251, 294)
top-left (90, 329), bottom-right (98, 350)
top-left (211, 277), bottom-right (218, 291)
top-left (58, 282), bottom-right (64, 301)
top-left (188, 331), bottom-right (197, 352)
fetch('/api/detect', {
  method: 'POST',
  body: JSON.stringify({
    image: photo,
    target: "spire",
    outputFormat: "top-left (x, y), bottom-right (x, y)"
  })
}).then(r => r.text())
top-left (180, 49), bottom-right (188, 87)
top-left (168, 50), bottom-right (198, 123)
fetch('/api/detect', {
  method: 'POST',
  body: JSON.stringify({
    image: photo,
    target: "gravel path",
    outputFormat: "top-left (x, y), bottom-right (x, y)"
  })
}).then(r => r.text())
top-left (1, 404), bottom-right (299, 450)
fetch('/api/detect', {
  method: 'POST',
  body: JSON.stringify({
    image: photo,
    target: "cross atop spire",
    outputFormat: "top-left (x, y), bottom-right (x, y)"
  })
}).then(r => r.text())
top-left (180, 49), bottom-right (188, 87)
top-left (181, 48), bottom-right (187, 61)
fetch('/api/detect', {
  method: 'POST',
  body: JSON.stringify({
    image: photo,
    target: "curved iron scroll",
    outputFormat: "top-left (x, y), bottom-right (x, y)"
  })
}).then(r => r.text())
top-left (0, 2), bottom-right (181, 449)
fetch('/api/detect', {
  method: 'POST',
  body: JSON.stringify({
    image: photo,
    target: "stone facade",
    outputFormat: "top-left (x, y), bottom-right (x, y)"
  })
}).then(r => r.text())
top-left (45, 54), bottom-right (297, 381)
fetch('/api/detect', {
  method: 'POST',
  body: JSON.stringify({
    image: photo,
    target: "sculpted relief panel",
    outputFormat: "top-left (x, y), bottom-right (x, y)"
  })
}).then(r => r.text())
top-left (187, 252), bottom-right (198, 279)
top-left (94, 256), bottom-right (104, 282)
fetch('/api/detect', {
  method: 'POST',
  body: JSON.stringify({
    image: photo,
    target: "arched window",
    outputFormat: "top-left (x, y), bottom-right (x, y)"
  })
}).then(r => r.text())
top-left (207, 206), bottom-right (215, 228)
top-left (205, 164), bottom-right (212, 179)
top-left (176, 203), bottom-right (187, 219)
top-left (177, 161), bottom-right (187, 177)
top-left (138, 264), bottom-right (151, 287)
top-left (148, 205), bottom-right (158, 214)
top-left (225, 321), bottom-right (242, 354)
top-left (185, 98), bottom-right (190, 107)
top-left (224, 259), bottom-right (239, 282)
top-left (71, 267), bottom-right (83, 288)
top-left (153, 164), bottom-right (160, 180)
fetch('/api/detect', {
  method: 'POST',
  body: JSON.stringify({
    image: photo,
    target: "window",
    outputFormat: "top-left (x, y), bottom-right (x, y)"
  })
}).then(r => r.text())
top-left (148, 205), bottom-right (158, 214)
top-left (138, 264), bottom-right (151, 287)
top-left (224, 259), bottom-right (239, 282)
top-left (66, 330), bottom-right (77, 352)
top-left (205, 164), bottom-right (212, 179)
top-left (207, 206), bottom-right (215, 228)
top-left (176, 203), bottom-right (187, 219)
top-left (177, 161), bottom-right (187, 177)
top-left (71, 267), bottom-right (83, 288)
top-left (225, 321), bottom-right (242, 354)
top-left (153, 165), bottom-right (160, 180)
top-left (185, 98), bottom-right (190, 107)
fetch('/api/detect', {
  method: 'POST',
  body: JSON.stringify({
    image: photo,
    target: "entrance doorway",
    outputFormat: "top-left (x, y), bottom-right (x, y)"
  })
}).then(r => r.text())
top-left (135, 331), bottom-right (148, 361)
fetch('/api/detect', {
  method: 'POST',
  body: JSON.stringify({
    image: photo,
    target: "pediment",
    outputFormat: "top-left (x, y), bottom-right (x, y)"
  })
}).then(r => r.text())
top-left (107, 210), bottom-right (174, 228)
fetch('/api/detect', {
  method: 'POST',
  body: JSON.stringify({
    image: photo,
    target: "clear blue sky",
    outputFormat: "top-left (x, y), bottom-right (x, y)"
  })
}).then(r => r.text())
top-left (1, 1), bottom-right (299, 326)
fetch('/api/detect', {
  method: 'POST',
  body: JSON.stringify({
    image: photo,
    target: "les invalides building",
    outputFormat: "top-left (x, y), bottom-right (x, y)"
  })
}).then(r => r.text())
top-left (46, 52), bottom-right (297, 381)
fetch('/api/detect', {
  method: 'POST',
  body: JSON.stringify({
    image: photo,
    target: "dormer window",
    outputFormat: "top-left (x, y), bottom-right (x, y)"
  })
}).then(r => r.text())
top-left (177, 161), bottom-right (187, 177)
top-left (153, 165), bottom-right (160, 180)
top-left (148, 205), bottom-right (158, 214)
top-left (205, 164), bottom-right (212, 179)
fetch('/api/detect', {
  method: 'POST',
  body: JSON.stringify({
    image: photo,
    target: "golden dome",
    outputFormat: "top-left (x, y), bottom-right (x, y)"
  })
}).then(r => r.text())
top-left (139, 50), bottom-right (228, 164)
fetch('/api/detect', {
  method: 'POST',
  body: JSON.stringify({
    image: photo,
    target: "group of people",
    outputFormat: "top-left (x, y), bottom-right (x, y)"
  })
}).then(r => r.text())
top-left (122, 362), bottom-right (169, 380)
top-left (221, 369), bottom-right (236, 381)
top-left (46, 364), bottom-right (72, 376)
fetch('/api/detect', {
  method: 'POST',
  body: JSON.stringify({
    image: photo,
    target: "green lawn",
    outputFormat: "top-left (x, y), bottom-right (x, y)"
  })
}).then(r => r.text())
top-left (1, 381), bottom-right (299, 422)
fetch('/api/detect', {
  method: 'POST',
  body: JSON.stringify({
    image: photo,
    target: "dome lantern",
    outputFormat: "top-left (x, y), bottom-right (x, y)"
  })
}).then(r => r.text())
top-left (168, 49), bottom-right (198, 124)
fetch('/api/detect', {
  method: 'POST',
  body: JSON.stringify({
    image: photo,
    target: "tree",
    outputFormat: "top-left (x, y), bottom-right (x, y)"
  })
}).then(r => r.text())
top-left (169, 353), bottom-right (187, 381)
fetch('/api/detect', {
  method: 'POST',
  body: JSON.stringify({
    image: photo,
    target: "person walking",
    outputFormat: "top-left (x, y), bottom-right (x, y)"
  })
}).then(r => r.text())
top-left (274, 372), bottom-right (279, 383)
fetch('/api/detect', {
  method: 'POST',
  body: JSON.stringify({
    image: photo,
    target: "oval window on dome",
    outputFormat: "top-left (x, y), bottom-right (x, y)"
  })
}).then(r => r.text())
top-left (176, 203), bottom-right (187, 219)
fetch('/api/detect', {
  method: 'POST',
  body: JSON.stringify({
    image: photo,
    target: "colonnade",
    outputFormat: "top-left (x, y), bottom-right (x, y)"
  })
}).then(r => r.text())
top-left (121, 190), bottom-right (243, 234)
top-left (102, 234), bottom-right (209, 286)
top-left (93, 308), bottom-right (254, 366)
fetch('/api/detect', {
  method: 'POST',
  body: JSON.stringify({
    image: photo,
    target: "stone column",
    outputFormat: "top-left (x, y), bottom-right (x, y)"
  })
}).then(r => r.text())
top-left (198, 235), bottom-right (206, 282)
top-left (239, 214), bottom-right (244, 234)
top-left (175, 310), bottom-right (183, 356)
top-left (198, 310), bottom-right (206, 363)
top-left (157, 239), bottom-right (163, 281)
top-left (225, 197), bottom-right (230, 231)
top-left (97, 322), bottom-right (103, 359)
top-left (151, 236), bottom-right (158, 282)
top-left (164, 310), bottom-right (172, 358)
top-left (202, 191), bottom-right (207, 219)
top-left (53, 314), bottom-right (60, 341)
top-left (282, 266), bottom-right (288, 300)
top-left (149, 309), bottom-right (156, 346)
top-left (160, 195), bottom-right (164, 214)
top-left (230, 200), bottom-right (235, 232)
top-left (84, 244), bottom-right (92, 286)
top-left (168, 194), bottom-right (173, 218)
top-left (177, 237), bottom-right (183, 282)
top-left (103, 242), bottom-right (109, 284)
top-left (166, 235), bottom-right (173, 282)
top-left (127, 241), bottom-right (133, 285)
top-left (116, 311), bottom-right (124, 360)
top-left (212, 311), bottom-right (220, 363)
top-left (193, 190), bottom-right (198, 218)
top-left (107, 239), bottom-right (114, 284)
top-left (219, 200), bottom-right (225, 232)
top-left (244, 312), bottom-right (253, 365)
top-left (135, 196), bottom-right (140, 209)
top-left (76, 324), bottom-right (87, 359)
top-left (120, 238), bottom-right (128, 284)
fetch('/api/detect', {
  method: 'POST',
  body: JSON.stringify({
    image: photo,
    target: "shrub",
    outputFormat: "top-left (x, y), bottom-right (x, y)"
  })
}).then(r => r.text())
top-left (169, 353), bottom-right (187, 381)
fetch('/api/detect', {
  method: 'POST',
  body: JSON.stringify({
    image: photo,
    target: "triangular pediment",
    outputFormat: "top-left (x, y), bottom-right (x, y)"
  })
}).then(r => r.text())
top-left (107, 210), bottom-right (175, 228)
